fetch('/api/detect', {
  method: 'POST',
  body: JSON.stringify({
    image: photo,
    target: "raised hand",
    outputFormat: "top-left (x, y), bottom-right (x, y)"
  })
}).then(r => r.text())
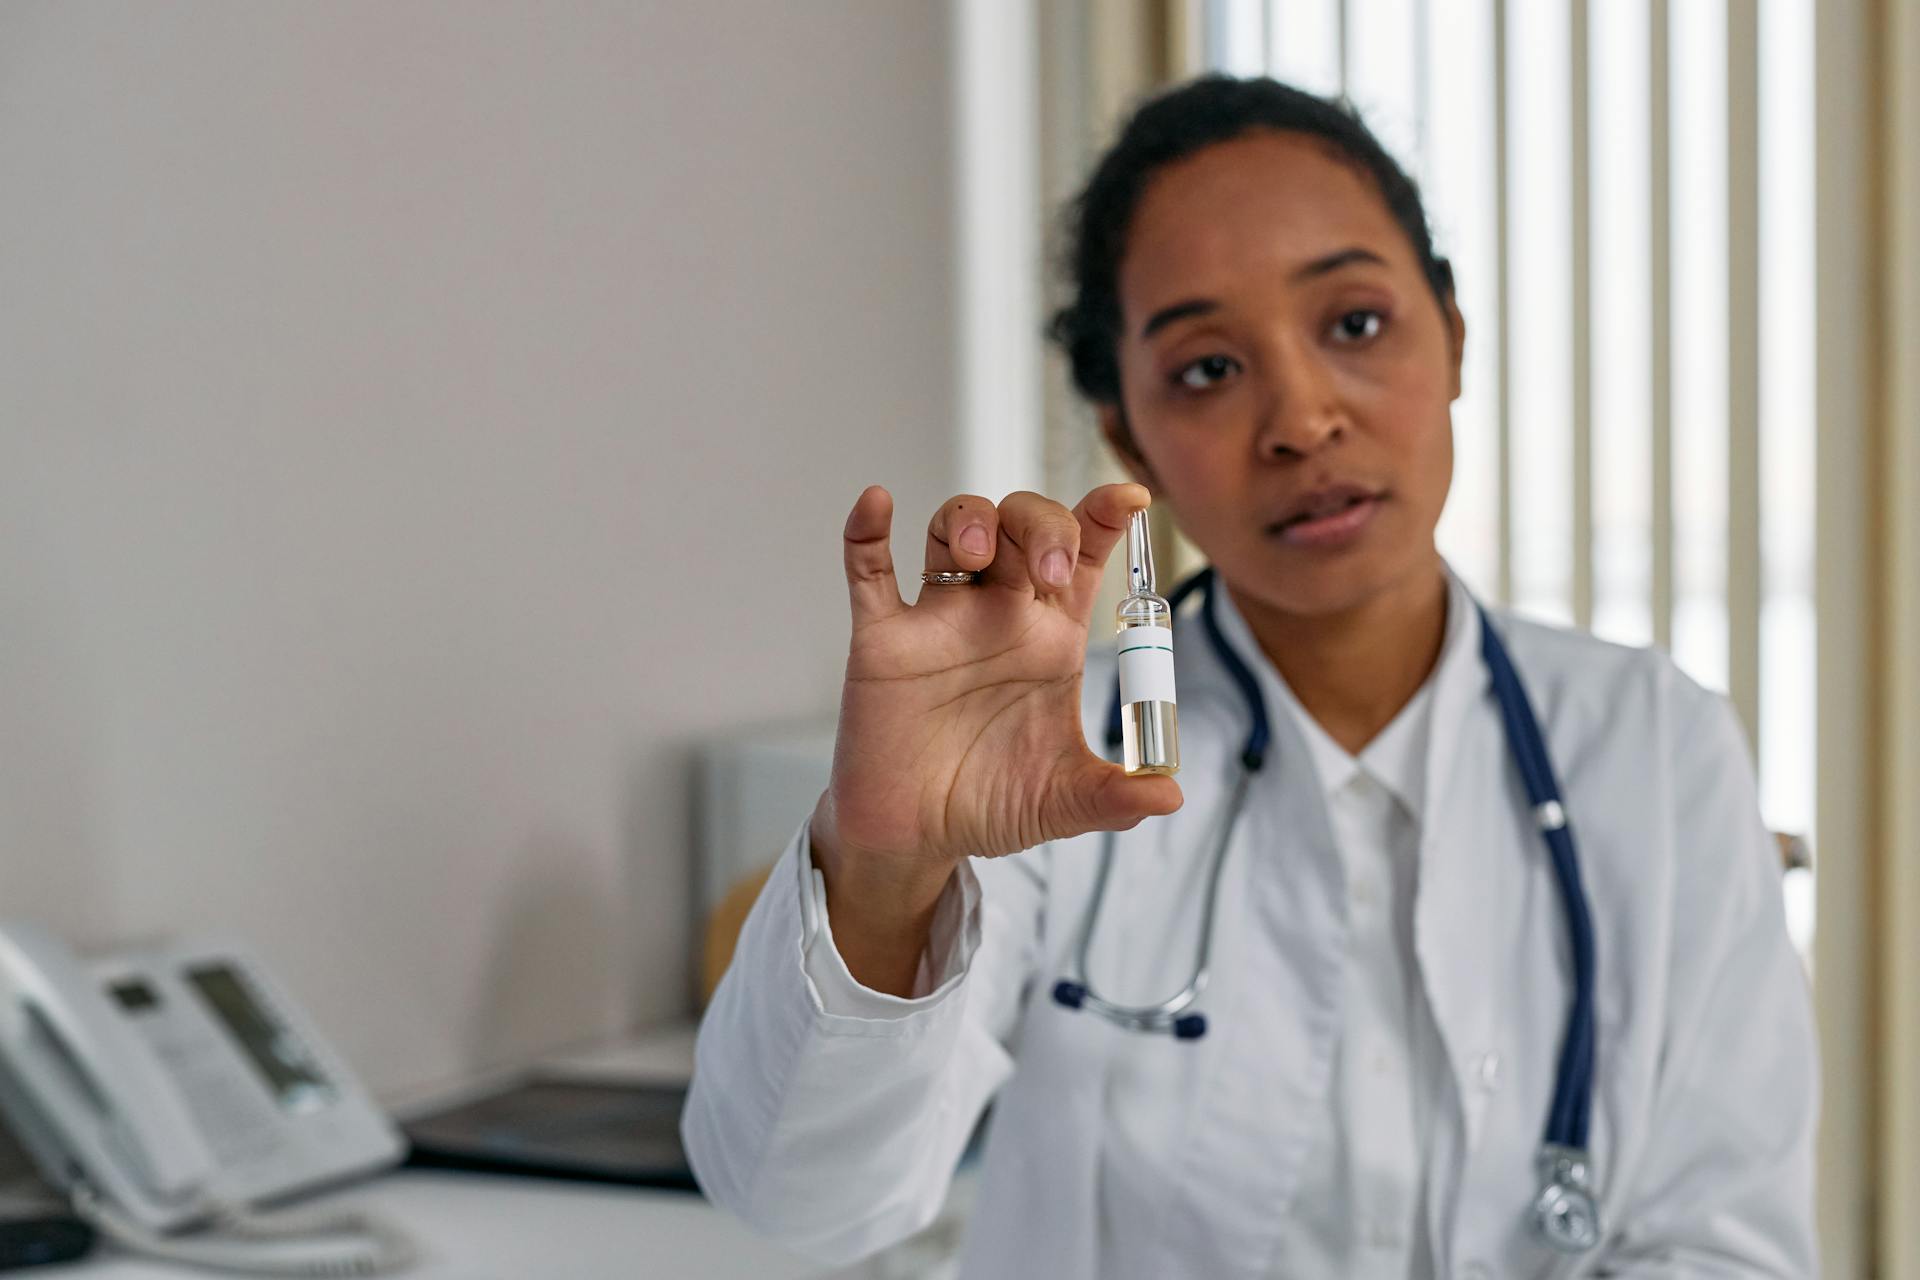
top-left (810, 484), bottom-right (1184, 993)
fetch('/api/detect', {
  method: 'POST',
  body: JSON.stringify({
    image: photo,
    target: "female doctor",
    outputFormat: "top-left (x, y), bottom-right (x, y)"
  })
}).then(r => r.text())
top-left (683, 77), bottom-right (1817, 1278)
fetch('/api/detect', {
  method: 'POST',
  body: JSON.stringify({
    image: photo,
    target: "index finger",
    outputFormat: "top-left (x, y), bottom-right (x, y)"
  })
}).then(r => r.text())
top-left (1067, 483), bottom-right (1152, 609)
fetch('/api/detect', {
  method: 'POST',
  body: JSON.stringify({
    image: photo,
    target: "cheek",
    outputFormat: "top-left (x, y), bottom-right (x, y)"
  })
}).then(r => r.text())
top-left (1397, 402), bottom-right (1455, 521)
top-left (1135, 427), bottom-right (1238, 500)
top-left (1130, 429), bottom-right (1250, 533)
top-left (1361, 367), bottom-right (1453, 466)
top-left (1336, 368), bottom-right (1453, 530)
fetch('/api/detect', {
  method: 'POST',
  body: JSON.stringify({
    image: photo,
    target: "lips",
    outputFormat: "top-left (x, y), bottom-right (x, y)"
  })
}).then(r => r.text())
top-left (1269, 482), bottom-right (1386, 532)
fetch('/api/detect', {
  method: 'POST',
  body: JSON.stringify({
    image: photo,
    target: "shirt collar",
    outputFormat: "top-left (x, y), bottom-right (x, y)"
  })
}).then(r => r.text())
top-left (1208, 564), bottom-right (1480, 825)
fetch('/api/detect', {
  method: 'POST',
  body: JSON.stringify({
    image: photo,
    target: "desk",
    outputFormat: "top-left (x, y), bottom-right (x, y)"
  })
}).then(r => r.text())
top-left (56, 1168), bottom-right (825, 1279)
top-left (29, 1025), bottom-right (832, 1279)
top-left (25, 1025), bottom-right (972, 1279)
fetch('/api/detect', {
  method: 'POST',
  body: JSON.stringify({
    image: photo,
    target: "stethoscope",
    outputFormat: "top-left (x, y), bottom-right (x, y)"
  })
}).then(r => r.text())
top-left (1049, 567), bottom-right (1603, 1255)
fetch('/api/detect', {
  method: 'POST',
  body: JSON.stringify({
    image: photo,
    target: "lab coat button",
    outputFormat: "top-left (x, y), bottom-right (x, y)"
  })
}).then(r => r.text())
top-left (1475, 1050), bottom-right (1502, 1091)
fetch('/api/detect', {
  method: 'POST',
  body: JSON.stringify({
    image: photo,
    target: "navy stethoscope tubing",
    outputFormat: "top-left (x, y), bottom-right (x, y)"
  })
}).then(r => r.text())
top-left (1048, 567), bottom-right (1604, 1253)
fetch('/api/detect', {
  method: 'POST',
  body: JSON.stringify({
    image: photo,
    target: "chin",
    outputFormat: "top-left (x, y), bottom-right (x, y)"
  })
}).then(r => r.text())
top-left (1221, 538), bottom-right (1435, 621)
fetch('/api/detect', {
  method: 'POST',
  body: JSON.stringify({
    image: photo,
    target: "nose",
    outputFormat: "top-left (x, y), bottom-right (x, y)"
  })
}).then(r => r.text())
top-left (1252, 344), bottom-right (1347, 461)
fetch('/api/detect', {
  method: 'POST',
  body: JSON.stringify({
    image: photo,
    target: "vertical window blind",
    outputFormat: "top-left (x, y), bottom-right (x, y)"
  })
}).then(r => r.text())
top-left (1200, 0), bottom-right (1817, 954)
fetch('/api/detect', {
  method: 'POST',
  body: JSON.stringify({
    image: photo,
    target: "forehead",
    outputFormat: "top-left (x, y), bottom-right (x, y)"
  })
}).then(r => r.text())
top-left (1118, 130), bottom-right (1411, 306)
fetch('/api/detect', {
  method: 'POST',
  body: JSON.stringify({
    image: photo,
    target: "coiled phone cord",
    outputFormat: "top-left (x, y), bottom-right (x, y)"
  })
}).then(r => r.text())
top-left (71, 1179), bottom-right (418, 1276)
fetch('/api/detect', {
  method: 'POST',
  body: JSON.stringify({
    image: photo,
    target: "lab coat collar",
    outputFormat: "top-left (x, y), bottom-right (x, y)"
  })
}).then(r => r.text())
top-left (1207, 563), bottom-right (1479, 827)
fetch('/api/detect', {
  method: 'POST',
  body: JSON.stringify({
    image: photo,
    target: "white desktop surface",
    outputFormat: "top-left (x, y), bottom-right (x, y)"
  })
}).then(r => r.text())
top-left (61, 1168), bottom-right (825, 1279)
top-left (35, 1024), bottom-right (832, 1280)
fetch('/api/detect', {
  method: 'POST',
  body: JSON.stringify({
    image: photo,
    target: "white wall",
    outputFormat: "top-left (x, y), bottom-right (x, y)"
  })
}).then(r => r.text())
top-left (953, 0), bottom-right (1044, 499)
top-left (0, 1), bottom-right (958, 1102)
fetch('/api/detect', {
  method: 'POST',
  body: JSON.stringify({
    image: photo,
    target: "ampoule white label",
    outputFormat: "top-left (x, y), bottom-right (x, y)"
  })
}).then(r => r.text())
top-left (1117, 626), bottom-right (1176, 705)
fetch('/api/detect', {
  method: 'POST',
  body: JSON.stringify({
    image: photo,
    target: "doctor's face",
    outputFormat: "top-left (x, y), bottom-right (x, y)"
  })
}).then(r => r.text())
top-left (1102, 129), bottom-right (1464, 620)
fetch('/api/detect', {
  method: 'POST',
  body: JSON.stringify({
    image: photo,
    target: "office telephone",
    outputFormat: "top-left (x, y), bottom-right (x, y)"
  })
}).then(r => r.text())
top-left (0, 921), bottom-right (414, 1275)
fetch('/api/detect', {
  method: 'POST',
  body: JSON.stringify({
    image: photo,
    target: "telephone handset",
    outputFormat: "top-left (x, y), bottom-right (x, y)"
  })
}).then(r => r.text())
top-left (0, 921), bottom-right (414, 1275)
top-left (0, 923), bottom-right (214, 1226)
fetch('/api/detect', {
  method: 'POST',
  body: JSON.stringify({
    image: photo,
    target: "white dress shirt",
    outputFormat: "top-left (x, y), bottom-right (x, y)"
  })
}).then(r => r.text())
top-left (1246, 581), bottom-right (1456, 1279)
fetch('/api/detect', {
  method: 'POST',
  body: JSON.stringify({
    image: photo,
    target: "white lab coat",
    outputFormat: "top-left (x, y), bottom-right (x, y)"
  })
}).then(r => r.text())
top-left (683, 572), bottom-right (1819, 1279)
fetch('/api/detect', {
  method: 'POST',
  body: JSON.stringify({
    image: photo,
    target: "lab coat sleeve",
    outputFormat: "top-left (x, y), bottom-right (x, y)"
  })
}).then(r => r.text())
top-left (1593, 685), bottom-right (1819, 1278)
top-left (681, 818), bottom-right (1046, 1265)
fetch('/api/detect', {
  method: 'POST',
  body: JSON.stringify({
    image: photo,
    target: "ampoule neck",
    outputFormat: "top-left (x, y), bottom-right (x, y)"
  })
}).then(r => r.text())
top-left (1125, 509), bottom-right (1157, 596)
top-left (1117, 591), bottom-right (1171, 628)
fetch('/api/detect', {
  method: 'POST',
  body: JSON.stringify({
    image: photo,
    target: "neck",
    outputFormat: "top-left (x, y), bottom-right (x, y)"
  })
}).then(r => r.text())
top-left (1226, 555), bottom-right (1451, 756)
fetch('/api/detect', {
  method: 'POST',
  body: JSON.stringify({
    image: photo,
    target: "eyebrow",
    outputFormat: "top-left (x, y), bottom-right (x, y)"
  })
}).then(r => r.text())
top-left (1139, 299), bottom-right (1217, 340)
top-left (1136, 246), bottom-right (1391, 341)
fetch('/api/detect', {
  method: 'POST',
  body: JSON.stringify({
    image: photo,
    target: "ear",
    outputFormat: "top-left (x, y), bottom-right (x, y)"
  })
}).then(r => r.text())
top-left (1097, 402), bottom-right (1160, 491)
top-left (1444, 294), bottom-right (1467, 401)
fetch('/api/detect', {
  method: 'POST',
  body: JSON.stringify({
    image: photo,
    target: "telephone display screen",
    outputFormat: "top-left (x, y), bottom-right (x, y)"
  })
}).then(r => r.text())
top-left (108, 979), bottom-right (161, 1013)
top-left (186, 962), bottom-right (336, 1112)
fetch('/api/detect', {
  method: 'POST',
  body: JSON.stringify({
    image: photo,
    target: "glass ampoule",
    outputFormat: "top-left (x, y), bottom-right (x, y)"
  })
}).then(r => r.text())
top-left (1115, 509), bottom-right (1178, 776)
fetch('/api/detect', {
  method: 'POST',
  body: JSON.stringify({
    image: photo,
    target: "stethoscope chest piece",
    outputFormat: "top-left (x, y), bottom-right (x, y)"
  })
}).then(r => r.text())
top-left (1532, 1144), bottom-right (1603, 1253)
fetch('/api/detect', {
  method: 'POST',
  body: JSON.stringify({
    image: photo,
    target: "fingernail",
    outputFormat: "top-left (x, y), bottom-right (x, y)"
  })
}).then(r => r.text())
top-left (1042, 549), bottom-right (1071, 586)
top-left (960, 524), bottom-right (990, 556)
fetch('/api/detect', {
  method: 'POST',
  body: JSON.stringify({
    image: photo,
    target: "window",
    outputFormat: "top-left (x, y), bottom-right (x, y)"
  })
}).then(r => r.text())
top-left (1204, 0), bottom-right (1817, 956)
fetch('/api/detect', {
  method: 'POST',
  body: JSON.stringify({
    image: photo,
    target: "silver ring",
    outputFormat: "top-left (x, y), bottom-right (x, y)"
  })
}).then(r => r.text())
top-left (921, 570), bottom-right (981, 586)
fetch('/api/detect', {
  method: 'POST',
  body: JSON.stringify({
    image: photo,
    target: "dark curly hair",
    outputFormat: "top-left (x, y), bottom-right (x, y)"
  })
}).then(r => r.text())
top-left (1047, 75), bottom-right (1456, 409)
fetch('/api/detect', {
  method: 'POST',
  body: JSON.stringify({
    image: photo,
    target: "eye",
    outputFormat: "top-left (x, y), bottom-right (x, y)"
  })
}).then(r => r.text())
top-left (1331, 309), bottom-right (1385, 343)
top-left (1174, 354), bottom-right (1240, 390)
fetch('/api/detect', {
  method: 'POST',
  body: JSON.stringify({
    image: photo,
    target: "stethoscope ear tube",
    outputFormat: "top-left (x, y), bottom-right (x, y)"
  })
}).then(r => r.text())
top-left (1074, 570), bottom-right (1265, 1044)
top-left (1048, 975), bottom-right (1210, 1040)
top-left (1048, 769), bottom-right (1245, 1042)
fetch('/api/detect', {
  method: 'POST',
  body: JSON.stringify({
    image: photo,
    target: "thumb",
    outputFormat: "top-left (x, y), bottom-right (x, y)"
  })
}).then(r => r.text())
top-left (1069, 758), bottom-right (1184, 835)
